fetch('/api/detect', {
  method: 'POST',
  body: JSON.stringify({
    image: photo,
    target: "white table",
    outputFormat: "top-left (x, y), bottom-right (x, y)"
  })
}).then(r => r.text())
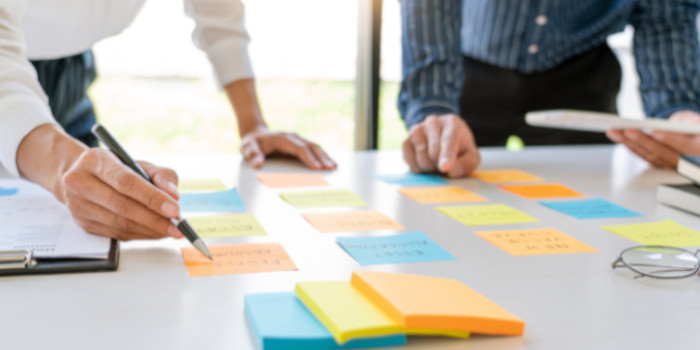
top-left (4, 145), bottom-right (699, 350)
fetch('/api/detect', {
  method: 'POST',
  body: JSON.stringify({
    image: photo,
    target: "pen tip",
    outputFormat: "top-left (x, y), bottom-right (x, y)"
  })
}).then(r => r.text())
top-left (194, 239), bottom-right (213, 261)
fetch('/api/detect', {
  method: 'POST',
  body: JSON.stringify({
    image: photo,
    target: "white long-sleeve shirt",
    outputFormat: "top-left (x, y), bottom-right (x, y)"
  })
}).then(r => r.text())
top-left (0, 0), bottom-right (253, 177)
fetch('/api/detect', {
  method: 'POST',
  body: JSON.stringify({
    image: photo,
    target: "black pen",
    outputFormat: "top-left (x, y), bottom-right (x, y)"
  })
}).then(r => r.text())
top-left (91, 124), bottom-right (213, 260)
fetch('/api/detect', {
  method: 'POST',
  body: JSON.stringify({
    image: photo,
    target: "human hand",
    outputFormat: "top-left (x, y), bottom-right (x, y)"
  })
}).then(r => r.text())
top-left (240, 125), bottom-right (337, 170)
top-left (60, 149), bottom-right (184, 241)
top-left (606, 110), bottom-right (700, 168)
top-left (402, 114), bottom-right (481, 178)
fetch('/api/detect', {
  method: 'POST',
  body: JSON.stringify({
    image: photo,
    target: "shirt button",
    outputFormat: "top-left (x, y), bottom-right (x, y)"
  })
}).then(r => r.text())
top-left (528, 44), bottom-right (539, 54)
top-left (535, 15), bottom-right (548, 26)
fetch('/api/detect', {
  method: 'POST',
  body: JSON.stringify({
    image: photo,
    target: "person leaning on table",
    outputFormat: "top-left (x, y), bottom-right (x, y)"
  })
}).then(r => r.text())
top-left (399, 0), bottom-right (700, 178)
top-left (0, 0), bottom-right (336, 241)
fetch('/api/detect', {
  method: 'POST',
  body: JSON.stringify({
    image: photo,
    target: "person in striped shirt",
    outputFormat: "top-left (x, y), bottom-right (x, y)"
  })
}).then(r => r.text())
top-left (399, 0), bottom-right (700, 178)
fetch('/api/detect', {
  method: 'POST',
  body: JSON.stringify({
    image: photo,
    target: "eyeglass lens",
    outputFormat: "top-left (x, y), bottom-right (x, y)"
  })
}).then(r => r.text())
top-left (620, 246), bottom-right (700, 278)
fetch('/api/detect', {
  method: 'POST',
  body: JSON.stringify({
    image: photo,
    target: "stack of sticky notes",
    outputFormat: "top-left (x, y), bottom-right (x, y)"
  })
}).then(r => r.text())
top-left (245, 271), bottom-right (524, 349)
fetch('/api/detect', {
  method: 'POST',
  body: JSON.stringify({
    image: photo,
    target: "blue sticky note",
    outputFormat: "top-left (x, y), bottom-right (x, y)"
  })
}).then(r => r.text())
top-left (178, 188), bottom-right (245, 213)
top-left (540, 198), bottom-right (641, 219)
top-left (245, 292), bottom-right (406, 350)
top-left (0, 187), bottom-right (18, 196)
top-left (336, 231), bottom-right (456, 266)
top-left (372, 173), bottom-right (447, 186)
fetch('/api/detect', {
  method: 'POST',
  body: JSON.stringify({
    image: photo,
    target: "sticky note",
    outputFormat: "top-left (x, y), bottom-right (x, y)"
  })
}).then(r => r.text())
top-left (181, 243), bottom-right (297, 277)
top-left (244, 292), bottom-right (406, 350)
top-left (471, 169), bottom-right (542, 183)
top-left (280, 189), bottom-right (367, 209)
top-left (602, 220), bottom-right (700, 247)
top-left (539, 198), bottom-right (641, 219)
top-left (187, 213), bottom-right (266, 238)
top-left (351, 270), bottom-right (524, 335)
top-left (257, 173), bottom-right (330, 188)
top-left (179, 188), bottom-right (245, 213)
top-left (302, 210), bottom-right (403, 233)
top-left (178, 179), bottom-right (227, 192)
top-left (498, 183), bottom-right (585, 199)
top-left (372, 173), bottom-right (447, 186)
top-left (0, 187), bottom-right (18, 196)
top-left (398, 186), bottom-right (486, 204)
top-left (474, 228), bottom-right (598, 256)
top-left (295, 281), bottom-right (404, 344)
top-left (335, 231), bottom-right (455, 265)
top-left (436, 204), bottom-right (539, 226)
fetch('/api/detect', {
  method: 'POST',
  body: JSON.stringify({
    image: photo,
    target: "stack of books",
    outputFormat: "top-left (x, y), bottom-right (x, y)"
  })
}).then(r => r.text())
top-left (658, 155), bottom-right (700, 216)
top-left (245, 271), bottom-right (524, 350)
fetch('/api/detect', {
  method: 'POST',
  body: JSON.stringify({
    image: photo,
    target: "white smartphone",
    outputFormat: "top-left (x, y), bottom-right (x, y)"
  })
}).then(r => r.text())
top-left (525, 109), bottom-right (700, 134)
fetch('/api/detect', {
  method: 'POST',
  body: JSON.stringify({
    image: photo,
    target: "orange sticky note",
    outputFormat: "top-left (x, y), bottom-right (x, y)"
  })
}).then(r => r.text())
top-left (398, 186), bottom-right (486, 204)
top-left (472, 169), bottom-right (542, 183)
top-left (498, 183), bottom-right (585, 199)
top-left (257, 172), bottom-right (330, 188)
top-left (351, 270), bottom-right (524, 336)
top-left (474, 228), bottom-right (598, 256)
top-left (181, 243), bottom-right (298, 277)
top-left (302, 210), bottom-right (403, 233)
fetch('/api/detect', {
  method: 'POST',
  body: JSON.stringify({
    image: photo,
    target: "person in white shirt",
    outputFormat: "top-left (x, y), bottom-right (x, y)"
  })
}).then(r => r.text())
top-left (0, 0), bottom-right (336, 241)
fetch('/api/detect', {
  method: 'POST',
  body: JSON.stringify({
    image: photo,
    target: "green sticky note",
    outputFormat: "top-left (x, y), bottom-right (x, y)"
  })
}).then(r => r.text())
top-left (280, 189), bottom-right (368, 209)
top-left (436, 204), bottom-right (539, 226)
top-left (603, 219), bottom-right (700, 247)
top-left (187, 213), bottom-right (266, 238)
top-left (178, 179), bottom-right (228, 192)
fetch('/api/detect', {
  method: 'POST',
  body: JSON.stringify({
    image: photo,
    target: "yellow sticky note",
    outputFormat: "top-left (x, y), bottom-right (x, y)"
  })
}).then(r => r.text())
top-left (302, 210), bottom-right (403, 233)
top-left (181, 243), bottom-right (297, 277)
top-left (436, 204), bottom-right (539, 226)
top-left (295, 281), bottom-right (403, 344)
top-left (474, 228), bottom-right (598, 256)
top-left (498, 183), bottom-right (585, 199)
top-left (398, 186), bottom-right (486, 204)
top-left (603, 220), bottom-right (700, 247)
top-left (280, 189), bottom-right (367, 209)
top-left (178, 179), bottom-right (227, 192)
top-left (187, 213), bottom-right (266, 238)
top-left (257, 172), bottom-right (330, 188)
top-left (471, 169), bottom-right (542, 183)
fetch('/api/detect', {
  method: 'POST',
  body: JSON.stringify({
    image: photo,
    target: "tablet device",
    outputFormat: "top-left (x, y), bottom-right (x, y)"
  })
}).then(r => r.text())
top-left (525, 110), bottom-right (700, 134)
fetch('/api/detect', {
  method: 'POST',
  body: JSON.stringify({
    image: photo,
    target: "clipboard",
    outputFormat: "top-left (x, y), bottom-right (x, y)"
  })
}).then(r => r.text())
top-left (0, 239), bottom-right (119, 276)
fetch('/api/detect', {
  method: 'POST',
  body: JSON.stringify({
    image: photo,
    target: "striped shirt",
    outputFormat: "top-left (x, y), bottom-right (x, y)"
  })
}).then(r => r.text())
top-left (398, 0), bottom-right (700, 128)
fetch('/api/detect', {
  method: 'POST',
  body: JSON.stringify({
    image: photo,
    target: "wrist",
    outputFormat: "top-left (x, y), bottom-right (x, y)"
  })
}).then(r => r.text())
top-left (17, 124), bottom-right (87, 202)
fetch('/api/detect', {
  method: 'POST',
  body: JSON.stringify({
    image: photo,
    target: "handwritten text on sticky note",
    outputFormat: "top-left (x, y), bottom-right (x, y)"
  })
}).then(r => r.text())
top-left (181, 243), bottom-right (297, 277)
top-left (603, 220), bottom-right (700, 247)
top-left (436, 204), bottom-right (539, 226)
top-left (474, 228), bottom-right (598, 255)
top-left (187, 213), bottom-right (266, 238)
top-left (336, 231), bottom-right (455, 265)
top-left (302, 210), bottom-right (403, 233)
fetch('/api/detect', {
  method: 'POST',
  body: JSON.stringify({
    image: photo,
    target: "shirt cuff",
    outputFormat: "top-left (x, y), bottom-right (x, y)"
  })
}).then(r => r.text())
top-left (403, 100), bottom-right (459, 129)
top-left (205, 38), bottom-right (254, 89)
top-left (0, 94), bottom-right (56, 178)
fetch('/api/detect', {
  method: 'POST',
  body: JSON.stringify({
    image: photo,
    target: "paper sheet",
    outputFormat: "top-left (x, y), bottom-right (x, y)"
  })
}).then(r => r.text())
top-left (336, 231), bottom-right (455, 265)
top-left (436, 204), bottom-right (539, 226)
top-left (280, 189), bottom-right (367, 209)
top-left (540, 198), bottom-right (641, 219)
top-left (399, 186), bottom-right (486, 204)
top-left (302, 210), bottom-right (403, 233)
top-left (498, 183), bottom-right (585, 199)
top-left (471, 169), bottom-right (542, 183)
top-left (602, 220), bottom-right (700, 247)
top-left (187, 213), bottom-right (266, 238)
top-left (179, 188), bottom-right (245, 213)
top-left (256, 172), bottom-right (330, 188)
top-left (474, 228), bottom-right (598, 255)
top-left (181, 243), bottom-right (298, 277)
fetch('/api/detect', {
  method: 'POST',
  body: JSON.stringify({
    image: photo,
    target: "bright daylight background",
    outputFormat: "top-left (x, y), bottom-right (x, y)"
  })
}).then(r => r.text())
top-left (91, 0), bottom-right (645, 156)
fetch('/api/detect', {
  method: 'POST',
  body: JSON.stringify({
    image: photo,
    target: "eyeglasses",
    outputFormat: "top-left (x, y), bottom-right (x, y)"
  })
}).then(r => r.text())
top-left (611, 245), bottom-right (700, 279)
